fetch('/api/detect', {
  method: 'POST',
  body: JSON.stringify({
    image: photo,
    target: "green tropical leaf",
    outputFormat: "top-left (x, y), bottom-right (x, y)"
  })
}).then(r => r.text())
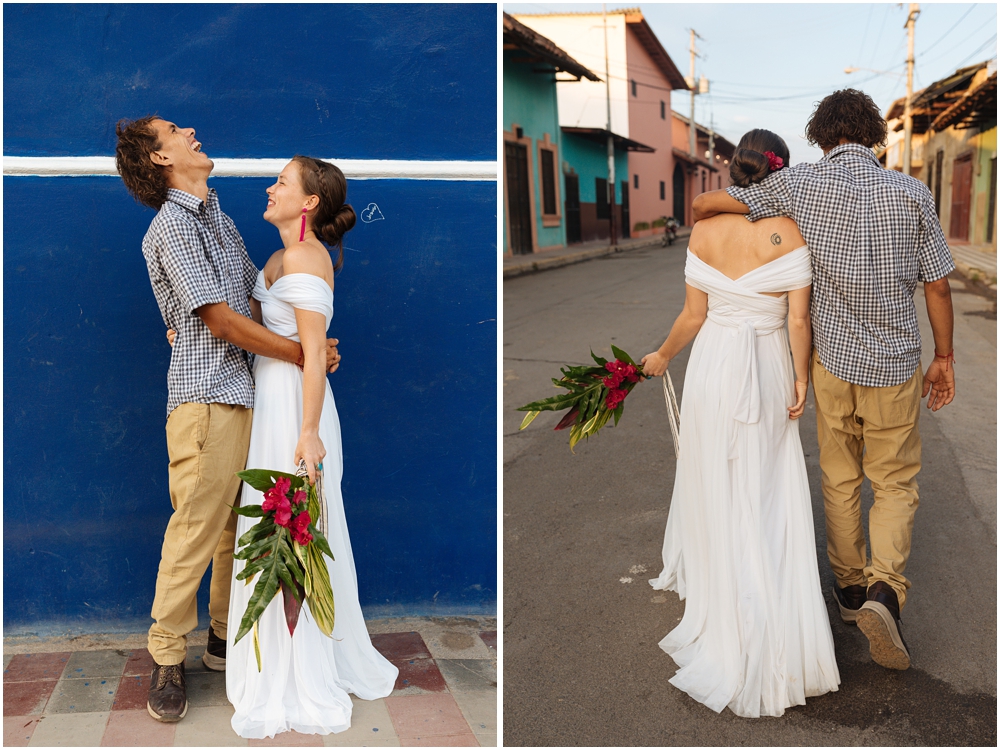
top-left (234, 534), bottom-right (277, 561)
top-left (234, 533), bottom-right (282, 644)
top-left (236, 469), bottom-right (305, 493)
top-left (308, 527), bottom-right (335, 561)
top-left (305, 542), bottom-right (336, 637)
top-left (276, 559), bottom-right (302, 605)
top-left (518, 391), bottom-right (580, 412)
top-left (253, 620), bottom-right (261, 672)
top-left (611, 344), bottom-right (636, 366)
top-left (613, 403), bottom-right (625, 426)
top-left (232, 505), bottom-right (264, 518)
top-left (237, 518), bottom-right (275, 548)
top-left (236, 557), bottom-right (267, 582)
top-left (590, 350), bottom-right (609, 366)
top-left (519, 410), bottom-right (541, 430)
top-left (581, 412), bottom-right (600, 437)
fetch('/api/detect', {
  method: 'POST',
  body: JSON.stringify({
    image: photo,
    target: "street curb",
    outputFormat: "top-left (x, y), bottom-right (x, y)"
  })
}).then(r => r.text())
top-left (952, 258), bottom-right (998, 291)
top-left (503, 231), bottom-right (691, 279)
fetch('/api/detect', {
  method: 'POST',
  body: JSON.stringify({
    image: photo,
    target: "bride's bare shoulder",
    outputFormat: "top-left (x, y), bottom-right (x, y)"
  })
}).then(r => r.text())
top-left (754, 216), bottom-right (805, 253)
top-left (689, 214), bottom-right (748, 257)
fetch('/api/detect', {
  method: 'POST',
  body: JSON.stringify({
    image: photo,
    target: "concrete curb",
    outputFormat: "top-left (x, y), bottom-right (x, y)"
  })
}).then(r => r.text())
top-left (503, 231), bottom-right (691, 279)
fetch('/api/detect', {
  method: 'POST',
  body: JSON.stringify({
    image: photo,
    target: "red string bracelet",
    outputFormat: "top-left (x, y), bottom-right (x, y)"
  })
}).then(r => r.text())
top-left (933, 349), bottom-right (955, 371)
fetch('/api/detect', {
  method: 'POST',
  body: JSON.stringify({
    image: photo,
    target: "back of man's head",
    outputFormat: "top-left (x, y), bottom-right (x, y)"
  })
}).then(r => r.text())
top-left (805, 89), bottom-right (888, 153)
top-left (116, 116), bottom-right (168, 210)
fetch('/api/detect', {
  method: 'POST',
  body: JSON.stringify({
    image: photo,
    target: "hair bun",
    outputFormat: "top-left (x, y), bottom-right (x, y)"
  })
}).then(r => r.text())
top-left (729, 148), bottom-right (770, 188)
top-left (319, 203), bottom-right (356, 246)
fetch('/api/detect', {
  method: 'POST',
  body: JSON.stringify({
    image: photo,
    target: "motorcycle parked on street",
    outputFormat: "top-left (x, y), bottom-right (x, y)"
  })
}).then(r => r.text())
top-left (660, 215), bottom-right (680, 247)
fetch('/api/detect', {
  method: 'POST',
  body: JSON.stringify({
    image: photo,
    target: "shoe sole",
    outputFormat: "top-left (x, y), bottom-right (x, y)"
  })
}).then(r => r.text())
top-left (832, 586), bottom-right (861, 625)
top-left (147, 700), bottom-right (189, 722)
top-left (856, 602), bottom-right (910, 670)
top-left (202, 650), bottom-right (226, 672)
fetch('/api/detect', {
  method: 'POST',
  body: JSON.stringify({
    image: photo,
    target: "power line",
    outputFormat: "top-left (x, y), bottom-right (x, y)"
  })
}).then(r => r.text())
top-left (855, 4), bottom-right (875, 68)
top-left (867, 4), bottom-right (894, 70)
top-left (954, 34), bottom-right (997, 69)
top-left (919, 20), bottom-right (997, 68)
top-left (917, 4), bottom-right (977, 58)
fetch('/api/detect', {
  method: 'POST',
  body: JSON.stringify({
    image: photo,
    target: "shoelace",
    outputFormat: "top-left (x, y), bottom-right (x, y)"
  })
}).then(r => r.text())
top-left (156, 664), bottom-right (183, 689)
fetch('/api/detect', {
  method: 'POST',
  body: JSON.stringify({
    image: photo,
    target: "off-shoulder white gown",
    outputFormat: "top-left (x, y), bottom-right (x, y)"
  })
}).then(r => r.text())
top-left (649, 247), bottom-right (840, 718)
top-left (226, 272), bottom-right (397, 739)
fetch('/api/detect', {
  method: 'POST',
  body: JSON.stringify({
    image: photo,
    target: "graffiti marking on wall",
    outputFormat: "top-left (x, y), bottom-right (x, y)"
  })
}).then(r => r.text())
top-left (361, 203), bottom-right (385, 223)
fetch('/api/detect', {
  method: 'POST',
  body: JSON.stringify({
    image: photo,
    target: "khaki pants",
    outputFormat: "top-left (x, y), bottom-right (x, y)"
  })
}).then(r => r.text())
top-left (811, 351), bottom-right (921, 610)
top-left (148, 402), bottom-right (252, 665)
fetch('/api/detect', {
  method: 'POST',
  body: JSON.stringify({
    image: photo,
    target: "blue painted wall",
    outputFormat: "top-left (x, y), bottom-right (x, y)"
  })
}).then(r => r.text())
top-left (3, 4), bottom-right (497, 634)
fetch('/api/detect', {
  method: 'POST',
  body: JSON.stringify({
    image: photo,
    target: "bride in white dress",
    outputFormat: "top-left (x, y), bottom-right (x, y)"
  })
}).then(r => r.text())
top-left (641, 131), bottom-right (840, 718)
top-left (226, 157), bottom-right (397, 739)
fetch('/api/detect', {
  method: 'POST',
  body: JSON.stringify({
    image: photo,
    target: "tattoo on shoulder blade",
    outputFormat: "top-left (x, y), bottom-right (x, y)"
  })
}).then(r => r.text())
top-left (770, 233), bottom-right (782, 246)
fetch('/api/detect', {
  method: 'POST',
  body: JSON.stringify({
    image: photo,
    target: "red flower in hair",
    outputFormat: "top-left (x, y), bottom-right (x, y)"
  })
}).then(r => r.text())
top-left (764, 151), bottom-right (784, 171)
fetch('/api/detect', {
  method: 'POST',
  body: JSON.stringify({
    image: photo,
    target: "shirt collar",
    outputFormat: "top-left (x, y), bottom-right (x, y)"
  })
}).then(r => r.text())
top-left (821, 143), bottom-right (880, 165)
top-left (165, 187), bottom-right (218, 213)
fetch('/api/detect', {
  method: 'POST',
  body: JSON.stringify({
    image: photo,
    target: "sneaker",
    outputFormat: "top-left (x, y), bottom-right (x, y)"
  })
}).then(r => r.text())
top-left (147, 662), bottom-right (188, 722)
top-left (832, 583), bottom-right (867, 624)
top-left (203, 626), bottom-right (226, 672)
top-left (856, 581), bottom-right (911, 670)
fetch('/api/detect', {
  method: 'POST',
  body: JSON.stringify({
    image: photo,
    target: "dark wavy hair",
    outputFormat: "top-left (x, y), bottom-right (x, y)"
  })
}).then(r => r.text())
top-left (729, 129), bottom-right (790, 188)
top-left (293, 156), bottom-right (355, 271)
top-left (805, 89), bottom-right (888, 151)
top-left (115, 116), bottom-right (168, 210)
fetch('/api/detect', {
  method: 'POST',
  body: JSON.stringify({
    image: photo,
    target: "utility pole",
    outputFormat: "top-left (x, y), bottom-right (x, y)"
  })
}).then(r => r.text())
top-left (708, 112), bottom-right (716, 167)
top-left (603, 4), bottom-right (616, 247)
top-left (902, 3), bottom-right (920, 176)
top-left (688, 29), bottom-right (699, 159)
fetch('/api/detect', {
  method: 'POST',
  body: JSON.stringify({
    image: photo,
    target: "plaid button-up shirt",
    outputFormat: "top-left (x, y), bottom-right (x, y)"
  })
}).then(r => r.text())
top-left (727, 143), bottom-right (955, 388)
top-left (142, 188), bottom-right (259, 417)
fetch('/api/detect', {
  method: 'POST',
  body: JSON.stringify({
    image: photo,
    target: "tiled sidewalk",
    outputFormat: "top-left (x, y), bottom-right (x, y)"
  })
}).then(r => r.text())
top-left (3, 619), bottom-right (496, 747)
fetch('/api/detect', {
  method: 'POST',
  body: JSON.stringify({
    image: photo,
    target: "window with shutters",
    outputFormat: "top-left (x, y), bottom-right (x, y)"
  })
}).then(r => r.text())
top-left (536, 134), bottom-right (562, 227)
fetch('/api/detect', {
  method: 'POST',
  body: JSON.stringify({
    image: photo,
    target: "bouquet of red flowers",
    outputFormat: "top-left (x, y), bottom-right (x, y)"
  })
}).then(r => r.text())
top-left (517, 345), bottom-right (645, 451)
top-left (232, 465), bottom-right (336, 671)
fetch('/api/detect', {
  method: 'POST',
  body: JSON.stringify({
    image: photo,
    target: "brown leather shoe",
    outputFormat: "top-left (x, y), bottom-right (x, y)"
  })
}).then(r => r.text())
top-left (147, 662), bottom-right (188, 722)
top-left (202, 627), bottom-right (226, 672)
top-left (832, 583), bottom-right (866, 624)
top-left (856, 581), bottom-right (911, 670)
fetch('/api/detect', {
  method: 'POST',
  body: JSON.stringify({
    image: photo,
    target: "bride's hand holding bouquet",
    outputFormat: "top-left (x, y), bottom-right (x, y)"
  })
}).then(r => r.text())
top-left (639, 350), bottom-right (670, 378)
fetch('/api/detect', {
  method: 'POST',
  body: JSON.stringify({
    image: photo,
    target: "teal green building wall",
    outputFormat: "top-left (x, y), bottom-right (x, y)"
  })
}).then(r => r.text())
top-left (503, 51), bottom-right (566, 252)
top-left (561, 132), bottom-right (628, 203)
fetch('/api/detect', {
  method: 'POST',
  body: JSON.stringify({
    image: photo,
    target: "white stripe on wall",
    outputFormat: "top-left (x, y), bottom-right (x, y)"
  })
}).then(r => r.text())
top-left (3, 156), bottom-right (498, 181)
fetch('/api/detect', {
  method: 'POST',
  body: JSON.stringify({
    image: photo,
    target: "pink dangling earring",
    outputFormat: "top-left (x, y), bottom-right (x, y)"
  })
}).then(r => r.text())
top-left (299, 207), bottom-right (308, 242)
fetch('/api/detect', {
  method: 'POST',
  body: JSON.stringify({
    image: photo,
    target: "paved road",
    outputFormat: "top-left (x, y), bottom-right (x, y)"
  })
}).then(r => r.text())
top-left (503, 246), bottom-right (996, 746)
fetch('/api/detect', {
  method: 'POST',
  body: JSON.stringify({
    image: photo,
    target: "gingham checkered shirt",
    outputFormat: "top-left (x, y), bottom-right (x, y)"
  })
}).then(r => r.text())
top-left (142, 188), bottom-right (259, 417)
top-left (727, 143), bottom-right (954, 387)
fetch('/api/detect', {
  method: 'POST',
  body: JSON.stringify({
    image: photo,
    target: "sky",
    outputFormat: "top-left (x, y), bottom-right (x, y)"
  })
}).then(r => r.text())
top-left (503, 3), bottom-right (998, 165)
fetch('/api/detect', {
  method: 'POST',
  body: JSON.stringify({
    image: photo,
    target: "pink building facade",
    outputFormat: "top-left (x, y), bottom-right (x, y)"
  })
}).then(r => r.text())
top-left (623, 13), bottom-right (688, 238)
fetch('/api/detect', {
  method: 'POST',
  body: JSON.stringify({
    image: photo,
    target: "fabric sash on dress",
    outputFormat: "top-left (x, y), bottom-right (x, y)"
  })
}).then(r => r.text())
top-left (685, 249), bottom-right (812, 453)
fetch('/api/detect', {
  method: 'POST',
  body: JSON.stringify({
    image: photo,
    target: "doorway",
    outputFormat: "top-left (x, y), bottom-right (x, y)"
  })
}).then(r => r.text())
top-left (505, 141), bottom-right (533, 254)
top-left (672, 163), bottom-right (685, 225)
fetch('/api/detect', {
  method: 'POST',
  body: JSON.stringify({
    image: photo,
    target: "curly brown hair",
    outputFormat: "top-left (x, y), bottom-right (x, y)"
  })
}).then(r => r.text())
top-left (115, 116), bottom-right (168, 209)
top-left (805, 89), bottom-right (888, 151)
